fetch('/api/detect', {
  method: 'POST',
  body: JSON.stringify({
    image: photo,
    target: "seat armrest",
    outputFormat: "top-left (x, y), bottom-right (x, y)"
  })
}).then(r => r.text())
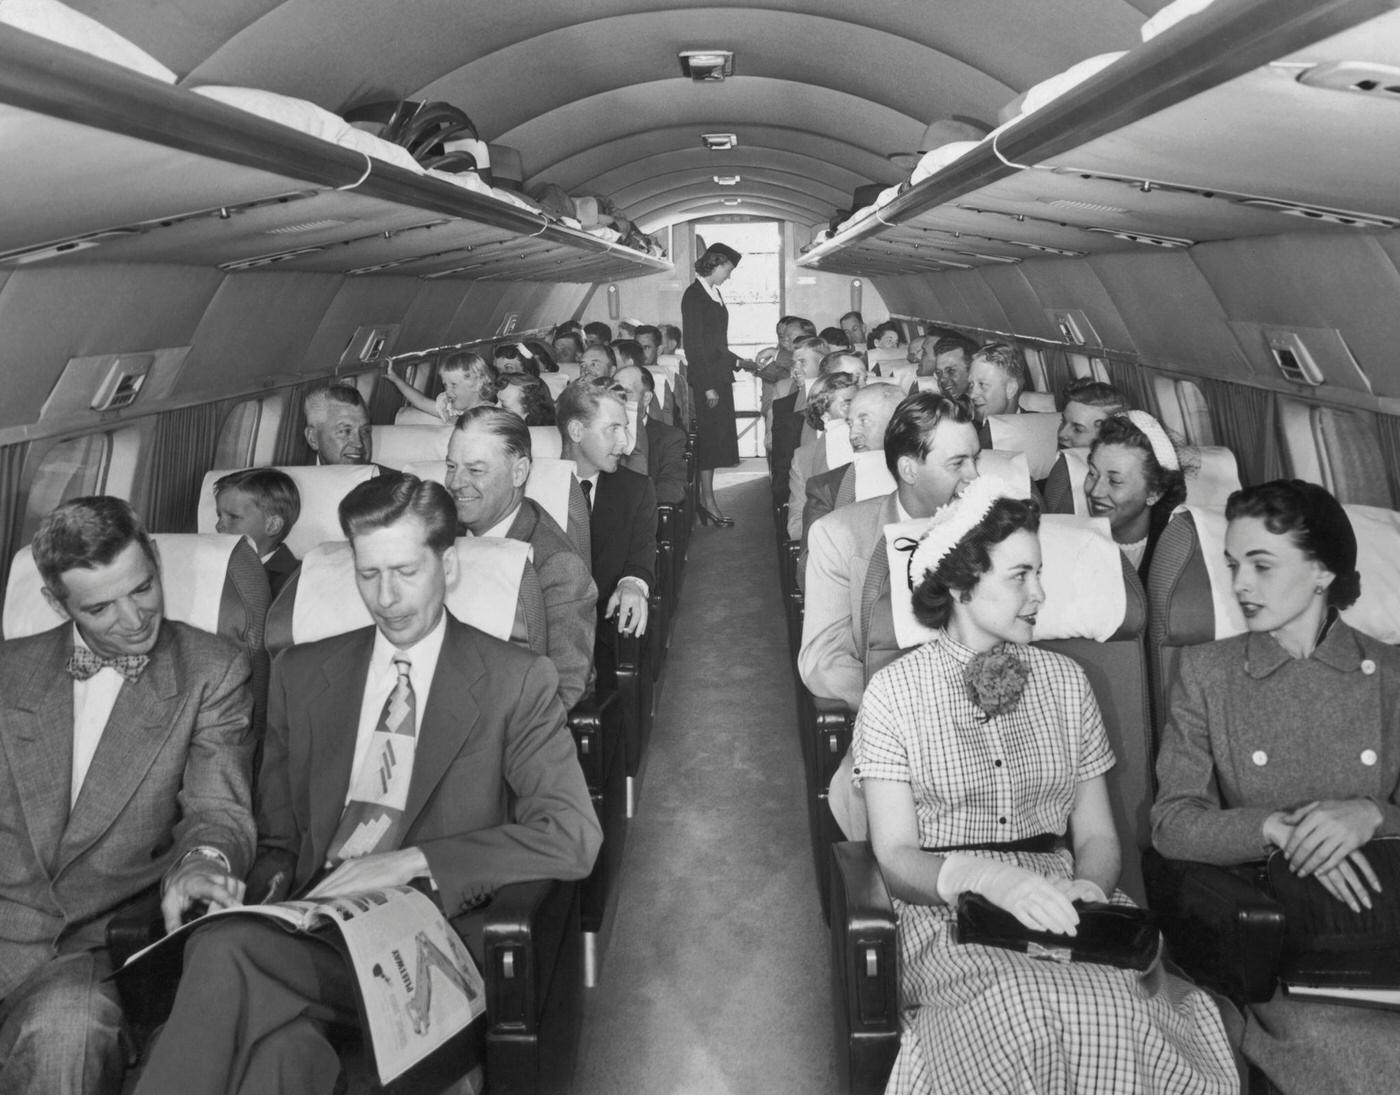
top-left (483, 879), bottom-right (576, 1034)
top-left (106, 886), bottom-right (164, 968)
top-left (656, 503), bottom-right (682, 543)
top-left (1142, 848), bottom-right (1284, 1005)
top-left (830, 842), bottom-right (899, 1095)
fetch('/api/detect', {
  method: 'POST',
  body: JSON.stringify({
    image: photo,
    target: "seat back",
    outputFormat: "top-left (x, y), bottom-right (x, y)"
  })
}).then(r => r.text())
top-left (542, 372), bottom-right (571, 400)
top-left (1018, 391), bottom-right (1057, 413)
top-left (370, 424), bottom-right (453, 471)
top-left (1147, 504), bottom-right (1400, 760)
top-left (851, 451), bottom-right (896, 502)
top-left (986, 412), bottom-right (1060, 480)
top-left (1042, 448), bottom-right (1089, 515)
top-left (873, 514), bottom-right (1150, 901)
top-left (394, 405), bottom-right (445, 426)
top-left (529, 426), bottom-right (563, 459)
top-left (264, 536), bottom-right (542, 656)
top-left (5, 534), bottom-right (272, 736)
top-left (977, 450), bottom-right (1032, 498)
top-left (822, 419), bottom-right (854, 471)
top-left (197, 465), bottom-right (379, 559)
top-left (1183, 446), bottom-right (1241, 508)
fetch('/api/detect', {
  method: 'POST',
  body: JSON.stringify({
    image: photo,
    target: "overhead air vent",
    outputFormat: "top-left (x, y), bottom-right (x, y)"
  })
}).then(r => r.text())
top-left (89, 355), bottom-right (153, 411)
top-left (721, 198), bottom-right (742, 206)
top-left (1043, 198), bottom-right (1129, 215)
top-left (220, 246), bottom-right (326, 271)
top-left (1263, 329), bottom-right (1325, 386)
top-left (1085, 227), bottom-right (1194, 248)
top-left (714, 175), bottom-right (741, 186)
top-left (0, 228), bottom-right (142, 266)
top-left (1046, 309), bottom-right (1101, 348)
top-left (679, 50), bottom-right (735, 81)
top-left (953, 251), bottom-right (1021, 264)
top-left (340, 325), bottom-right (400, 367)
top-left (1296, 61), bottom-right (1400, 99)
top-left (701, 132), bottom-right (737, 150)
top-left (1236, 198), bottom-right (1397, 230)
top-left (265, 219), bottom-right (351, 235)
top-left (40, 347), bottom-right (191, 423)
top-left (1005, 240), bottom-right (1086, 257)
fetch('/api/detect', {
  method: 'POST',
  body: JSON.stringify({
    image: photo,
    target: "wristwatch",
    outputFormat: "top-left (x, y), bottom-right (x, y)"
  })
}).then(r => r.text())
top-left (178, 846), bottom-right (231, 873)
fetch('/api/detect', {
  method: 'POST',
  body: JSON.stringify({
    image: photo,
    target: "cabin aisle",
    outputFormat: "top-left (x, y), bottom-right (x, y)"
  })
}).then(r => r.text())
top-left (573, 463), bottom-right (838, 1094)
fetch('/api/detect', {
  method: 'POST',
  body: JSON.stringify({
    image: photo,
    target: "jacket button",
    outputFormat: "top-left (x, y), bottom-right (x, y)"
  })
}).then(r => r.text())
top-left (1362, 749), bottom-right (1378, 767)
top-left (1362, 659), bottom-right (1377, 676)
top-left (1252, 750), bottom-right (1268, 766)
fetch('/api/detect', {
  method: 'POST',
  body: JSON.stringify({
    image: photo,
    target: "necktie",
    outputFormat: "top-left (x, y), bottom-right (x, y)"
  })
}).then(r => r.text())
top-left (66, 649), bottom-right (149, 682)
top-left (326, 655), bottom-right (417, 864)
top-left (580, 479), bottom-right (593, 509)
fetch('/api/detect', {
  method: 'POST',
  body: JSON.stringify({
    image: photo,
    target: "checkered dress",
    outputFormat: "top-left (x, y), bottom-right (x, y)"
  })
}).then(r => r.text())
top-left (853, 635), bottom-right (1237, 1095)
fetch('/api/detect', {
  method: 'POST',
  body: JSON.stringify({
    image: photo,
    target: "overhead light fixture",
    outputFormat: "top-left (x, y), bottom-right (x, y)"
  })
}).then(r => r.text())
top-left (721, 198), bottom-right (743, 206)
top-left (714, 175), bottom-right (741, 186)
top-left (702, 132), bottom-right (738, 150)
top-left (679, 50), bottom-right (735, 82)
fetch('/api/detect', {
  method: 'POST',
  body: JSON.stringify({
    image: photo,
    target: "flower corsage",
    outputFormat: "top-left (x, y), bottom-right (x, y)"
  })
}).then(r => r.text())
top-left (963, 648), bottom-right (1030, 720)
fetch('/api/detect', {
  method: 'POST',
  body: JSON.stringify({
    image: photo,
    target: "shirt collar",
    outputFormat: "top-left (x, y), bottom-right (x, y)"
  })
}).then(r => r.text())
top-left (370, 608), bottom-right (448, 677)
top-left (468, 503), bottom-right (522, 540)
top-left (1243, 612), bottom-right (1363, 679)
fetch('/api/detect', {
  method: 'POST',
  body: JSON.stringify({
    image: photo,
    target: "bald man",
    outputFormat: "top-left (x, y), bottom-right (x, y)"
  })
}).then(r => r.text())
top-left (800, 382), bottom-right (907, 546)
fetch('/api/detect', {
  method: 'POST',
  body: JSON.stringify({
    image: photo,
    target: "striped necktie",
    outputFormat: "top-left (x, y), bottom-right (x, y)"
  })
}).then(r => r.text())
top-left (326, 655), bottom-right (417, 864)
top-left (580, 479), bottom-right (593, 509)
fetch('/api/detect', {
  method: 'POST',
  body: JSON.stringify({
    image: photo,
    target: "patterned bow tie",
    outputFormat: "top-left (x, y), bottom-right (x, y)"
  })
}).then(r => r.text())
top-left (66, 648), bottom-right (149, 682)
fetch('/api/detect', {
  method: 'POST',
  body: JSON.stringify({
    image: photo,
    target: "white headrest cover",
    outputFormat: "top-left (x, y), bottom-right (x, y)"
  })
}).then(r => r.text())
top-left (371, 425), bottom-right (453, 472)
top-left (914, 376), bottom-right (941, 394)
top-left (524, 458), bottom-right (577, 531)
top-left (1183, 446), bottom-right (1241, 509)
top-left (883, 513), bottom-right (1125, 650)
top-left (4, 534), bottom-right (241, 640)
top-left (554, 362), bottom-right (581, 380)
top-left (978, 450), bottom-right (1032, 498)
top-left (529, 426), bottom-right (563, 459)
top-left (644, 366), bottom-right (674, 397)
top-left (1188, 503), bottom-right (1400, 644)
top-left (822, 419), bottom-right (854, 471)
top-left (290, 537), bottom-right (531, 644)
top-left (198, 465), bottom-right (378, 559)
top-left (853, 450), bottom-right (896, 502)
top-left (1018, 391), bottom-right (1057, 413)
top-left (1057, 447), bottom-right (1091, 516)
top-left (987, 413), bottom-right (1060, 480)
top-left (866, 348), bottom-right (906, 374)
top-left (394, 406), bottom-right (445, 426)
top-left (541, 373), bottom-right (570, 399)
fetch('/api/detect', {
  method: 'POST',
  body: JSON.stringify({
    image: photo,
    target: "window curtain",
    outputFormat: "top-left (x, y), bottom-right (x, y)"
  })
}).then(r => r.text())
top-left (368, 369), bottom-right (403, 424)
top-left (1376, 413), bottom-right (1400, 509)
top-left (1101, 358), bottom-right (1155, 417)
top-left (273, 382), bottom-right (313, 466)
top-left (1200, 378), bottom-right (1283, 487)
top-left (1041, 348), bottom-right (1075, 403)
top-left (146, 402), bottom-right (227, 533)
top-left (0, 441), bottom-right (29, 604)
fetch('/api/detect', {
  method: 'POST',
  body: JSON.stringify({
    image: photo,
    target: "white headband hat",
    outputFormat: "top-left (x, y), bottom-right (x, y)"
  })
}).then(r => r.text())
top-left (904, 474), bottom-right (1025, 590)
top-left (515, 341), bottom-right (534, 360)
top-left (1123, 410), bottom-right (1179, 471)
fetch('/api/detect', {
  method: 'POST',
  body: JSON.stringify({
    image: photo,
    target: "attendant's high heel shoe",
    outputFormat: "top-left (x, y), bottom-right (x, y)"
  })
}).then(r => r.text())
top-left (697, 505), bottom-right (735, 528)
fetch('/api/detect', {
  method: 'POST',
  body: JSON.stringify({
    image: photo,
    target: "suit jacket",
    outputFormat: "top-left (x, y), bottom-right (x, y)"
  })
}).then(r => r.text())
top-left (590, 466), bottom-right (657, 607)
top-left (786, 437), bottom-right (832, 542)
top-left (798, 493), bottom-right (900, 712)
top-left (252, 615), bottom-right (601, 924)
top-left (0, 621), bottom-right (255, 998)
top-left (505, 498), bottom-right (597, 711)
top-left (770, 391), bottom-right (804, 507)
top-left (645, 417), bottom-right (688, 505)
top-left (263, 543), bottom-right (299, 602)
top-left (801, 462), bottom-right (854, 550)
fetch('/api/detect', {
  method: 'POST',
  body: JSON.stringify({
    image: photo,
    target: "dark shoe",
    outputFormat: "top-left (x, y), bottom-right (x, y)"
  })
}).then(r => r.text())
top-left (697, 506), bottom-right (735, 528)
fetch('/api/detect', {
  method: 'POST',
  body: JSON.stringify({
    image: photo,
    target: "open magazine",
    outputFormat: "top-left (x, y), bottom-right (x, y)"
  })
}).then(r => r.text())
top-left (120, 885), bottom-right (485, 1084)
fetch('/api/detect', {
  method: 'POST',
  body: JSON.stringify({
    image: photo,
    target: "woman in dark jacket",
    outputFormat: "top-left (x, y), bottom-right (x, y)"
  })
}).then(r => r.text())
top-left (681, 242), bottom-right (749, 526)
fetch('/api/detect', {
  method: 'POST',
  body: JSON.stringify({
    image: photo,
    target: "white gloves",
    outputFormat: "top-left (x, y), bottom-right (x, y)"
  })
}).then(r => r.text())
top-left (936, 853), bottom-right (1081, 936)
top-left (1050, 877), bottom-right (1108, 905)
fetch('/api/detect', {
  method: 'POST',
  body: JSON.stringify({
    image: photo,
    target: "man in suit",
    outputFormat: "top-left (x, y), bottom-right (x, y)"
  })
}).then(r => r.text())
top-left (0, 497), bottom-right (254, 1095)
top-left (800, 382), bottom-right (906, 549)
top-left (613, 364), bottom-right (687, 505)
top-left (447, 406), bottom-right (597, 709)
top-left (303, 384), bottom-right (375, 467)
top-left (798, 393), bottom-right (980, 839)
top-left (556, 381), bottom-right (656, 683)
top-left (133, 474), bottom-right (601, 1095)
top-left (967, 340), bottom-right (1028, 447)
top-left (917, 333), bottom-right (978, 401)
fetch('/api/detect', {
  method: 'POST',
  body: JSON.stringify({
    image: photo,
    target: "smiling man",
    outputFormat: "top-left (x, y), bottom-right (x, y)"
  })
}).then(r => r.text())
top-left (966, 341), bottom-right (1027, 430)
top-left (0, 496), bottom-right (254, 1095)
top-left (302, 384), bottom-right (373, 466)
top-left (134, 473), bottom-right (599, 1095)
top-left (447, 407), bottom-right (597, 708)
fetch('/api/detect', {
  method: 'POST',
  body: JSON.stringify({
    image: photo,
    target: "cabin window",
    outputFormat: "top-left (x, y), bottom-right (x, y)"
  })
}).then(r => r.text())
top-left (1067, 353), bottom-right (1107, 383)
top-left (213, 399), bottom-right (263, 470)
top-left (1153, 377), bottom-right (1215, 447)
top-left (24, 434), bottom-right (112, 531)
top-left (1278, 399), bottom-right (1390, 506)
top-left (1022, 347), bottom-right (1049, 393)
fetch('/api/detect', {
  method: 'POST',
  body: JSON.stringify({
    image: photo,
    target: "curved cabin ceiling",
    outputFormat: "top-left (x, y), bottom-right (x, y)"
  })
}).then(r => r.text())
top-left (61, 0), bottom-right (1167, 232)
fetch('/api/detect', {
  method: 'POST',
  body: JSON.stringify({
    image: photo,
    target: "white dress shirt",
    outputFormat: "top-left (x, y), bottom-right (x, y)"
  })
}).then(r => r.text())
top-left (70, 629), bottom-right (125, 807)
top-left (465, 503), bottom-right (521, 540)
top-left (346, 611), bottom-right (447, 807)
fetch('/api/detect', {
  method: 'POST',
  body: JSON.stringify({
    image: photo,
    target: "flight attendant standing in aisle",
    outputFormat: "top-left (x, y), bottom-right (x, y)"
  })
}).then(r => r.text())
top-left (682, 242), bottom-right (750, 527)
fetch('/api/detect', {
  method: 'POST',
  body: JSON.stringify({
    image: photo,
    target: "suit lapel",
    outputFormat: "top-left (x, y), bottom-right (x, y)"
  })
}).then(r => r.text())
top-left (306, 631), bottom-right (374, 868)
top-left (2, 628), bottom-right (76, 873)
top-left (56, 626), bottom-right (183, 873)
top-left (403, 618), bottom-right (483, 831)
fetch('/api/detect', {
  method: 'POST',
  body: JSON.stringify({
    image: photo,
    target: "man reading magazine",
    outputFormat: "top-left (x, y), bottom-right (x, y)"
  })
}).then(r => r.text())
top-left (132, 473), bottom-right (602, 1095)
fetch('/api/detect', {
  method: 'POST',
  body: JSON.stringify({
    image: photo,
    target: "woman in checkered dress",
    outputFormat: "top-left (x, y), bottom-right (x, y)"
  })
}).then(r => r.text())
top-left (852, 483), bottom-right (1237, 1094)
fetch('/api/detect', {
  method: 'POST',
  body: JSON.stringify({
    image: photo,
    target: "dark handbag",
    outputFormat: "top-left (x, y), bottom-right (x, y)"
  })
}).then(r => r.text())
top-left (955, 893), bottom-right (1161, 972)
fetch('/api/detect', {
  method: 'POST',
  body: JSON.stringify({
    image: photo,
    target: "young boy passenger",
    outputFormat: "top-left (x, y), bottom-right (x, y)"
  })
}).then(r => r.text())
top-left (213, 468), bottom-right (302, 599)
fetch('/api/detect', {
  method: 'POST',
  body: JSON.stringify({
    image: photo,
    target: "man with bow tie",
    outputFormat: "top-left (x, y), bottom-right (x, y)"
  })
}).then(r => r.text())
top-left (0, 496), bottom-right (255, 1095)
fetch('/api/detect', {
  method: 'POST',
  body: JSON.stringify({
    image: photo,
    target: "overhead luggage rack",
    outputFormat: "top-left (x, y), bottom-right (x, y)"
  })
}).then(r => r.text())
top-left (798, 0), bottom-right (1398, 278)
top-left (0, 27), bottom-right (672, 282)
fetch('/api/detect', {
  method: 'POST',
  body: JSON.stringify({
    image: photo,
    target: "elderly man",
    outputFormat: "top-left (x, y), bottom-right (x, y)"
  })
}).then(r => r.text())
top-left (966, 340), bottom-right (1029, 433)
top-left (134, 474), bottom-right (600, 1095)
top-left (302, 384), bottom-right (374, 466)
top-left (918, 334), bottom-right (978, 401)
top-left (799, 394), bottom-right (980, 839)
top-left (0, 497), bottom-right (254, 1095)
top-left (800, 382), bottom-right (907, 545)
top-left (557, 381), bottom-right (656, 686)
top-left (446, 407), bottom-right (597, 709)
top-left (1057, 378), bottom-right (1127, 449)
top-left (839, 310), bottom-right (867, 349)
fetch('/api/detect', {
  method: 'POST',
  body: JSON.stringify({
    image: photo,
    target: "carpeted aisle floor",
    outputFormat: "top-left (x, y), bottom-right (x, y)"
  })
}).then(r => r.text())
top-left (571, 465), bottom-right (838, 1095)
